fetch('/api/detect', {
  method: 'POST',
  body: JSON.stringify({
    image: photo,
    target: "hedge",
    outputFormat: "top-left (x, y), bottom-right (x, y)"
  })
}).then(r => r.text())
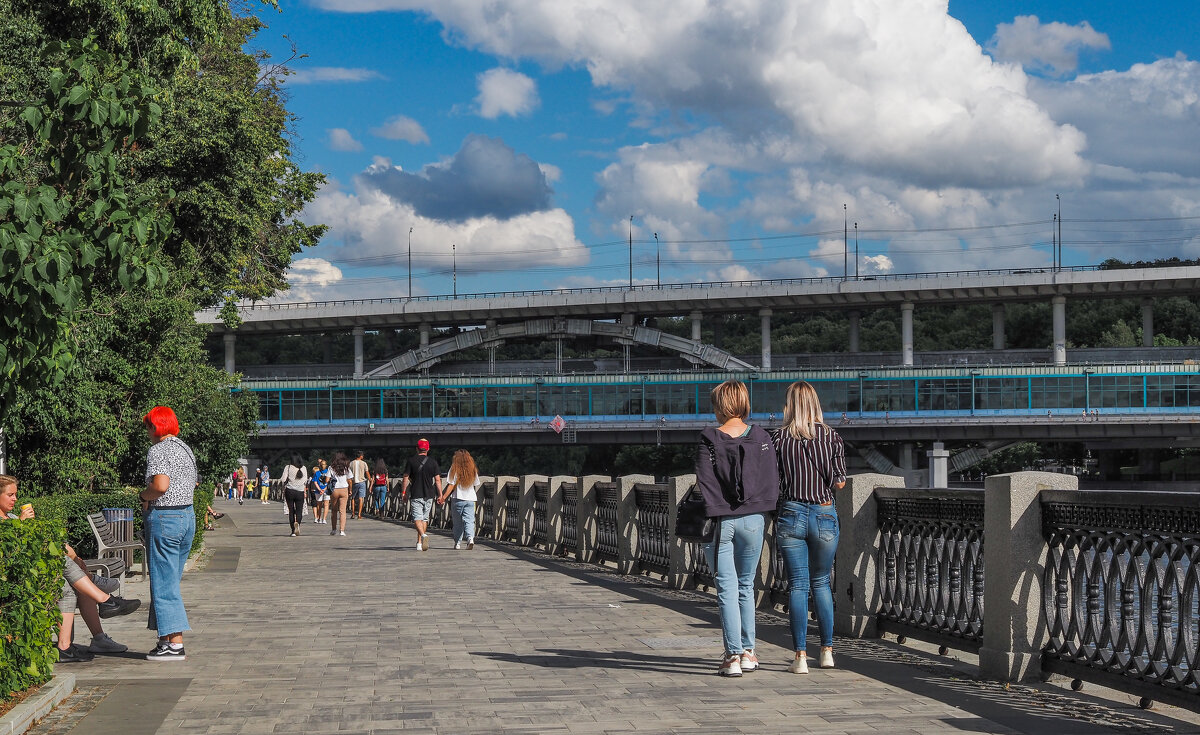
top-left (31, 486), bottom-right (214, 558)
top-left (0, 519), bottom-right (66, 699)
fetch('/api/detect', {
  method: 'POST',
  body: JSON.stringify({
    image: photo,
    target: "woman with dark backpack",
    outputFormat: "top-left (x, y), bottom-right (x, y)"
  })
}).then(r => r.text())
top-left (694, 380), bottom-right (780, 677)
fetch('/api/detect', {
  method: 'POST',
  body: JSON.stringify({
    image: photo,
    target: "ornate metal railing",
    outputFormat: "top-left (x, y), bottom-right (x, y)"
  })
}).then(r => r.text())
top-left (768, 539), bottom-right (790, 609)
top-left (561, 482), bottom-right (578, 554)
top-left (532, 481), bottom-right (549, 546)
top-left (595, 482), bottom-right (620, 562)
top-left (479, 480), bottom-right (496, 536)
top-left (502, 480), bottom-right (521, 542)
top-left (1041, 490), bottom-right (1200, 706)
top-left (691, 543), bottom-right (714, 587)
top-left (875, 487), bottom-right (985, 650)
top-left (634, 484), bottom-right (671, 575)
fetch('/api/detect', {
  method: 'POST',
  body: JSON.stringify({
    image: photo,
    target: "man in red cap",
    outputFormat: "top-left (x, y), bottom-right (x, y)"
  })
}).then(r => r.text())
top-left (402, 438), bottom-right (442, 551)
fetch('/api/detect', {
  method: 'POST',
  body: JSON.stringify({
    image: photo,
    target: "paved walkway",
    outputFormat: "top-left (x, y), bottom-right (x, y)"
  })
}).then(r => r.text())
top-left (29, 501), bottom-right (1200, 735)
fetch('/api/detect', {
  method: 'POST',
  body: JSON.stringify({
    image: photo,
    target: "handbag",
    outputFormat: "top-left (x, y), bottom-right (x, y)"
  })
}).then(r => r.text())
top-left (675, 487), bottom-right (715, 543)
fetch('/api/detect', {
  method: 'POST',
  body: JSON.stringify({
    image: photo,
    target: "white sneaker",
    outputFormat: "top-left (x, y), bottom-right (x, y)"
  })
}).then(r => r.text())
top-left (339, 531), bottom-right (346, 536)
top-left (91, 574), bottom-right (120, 595)
top-left (416, 540), bottom-right (423, 551)
top-left (290, 532), bottom-right (297, 537)
top-left (789, 655), bottom-right (809, 674)
top-left (740, 650), bottom-right (759, 672)
top-left (454, 543), bottom-right (462, 550)
top-left (89, 633), bottom-right (127, 654)
top-left (467, 539), bottom-right (474, 550)
top-left (421, 534), bottom-right (429, 551)
top-left (819, 648), bottom-right (835, 669)
top-left (718, 654), bottom-right (743, 677)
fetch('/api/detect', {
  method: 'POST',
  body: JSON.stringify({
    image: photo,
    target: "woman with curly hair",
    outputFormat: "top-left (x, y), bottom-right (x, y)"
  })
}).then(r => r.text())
top-left (438, 449), bottom-right (482, 550)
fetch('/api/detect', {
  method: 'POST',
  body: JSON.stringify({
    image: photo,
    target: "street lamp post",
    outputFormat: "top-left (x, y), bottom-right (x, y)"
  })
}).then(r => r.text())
top-left (452, 243), bottom-right (456, 297)
top-left (654, 232), bottom-right (660, 286)
top-left (407, 226), bottom-right (413, 298)
top-left (628, 215), bottom-right (634, 290)
top-left (854, 222), bottom-right (859, 280)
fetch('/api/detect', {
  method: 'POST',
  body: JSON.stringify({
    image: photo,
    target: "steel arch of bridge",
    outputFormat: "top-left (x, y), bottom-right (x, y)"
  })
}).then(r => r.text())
top-left (366, 318), bottom-right (756, 377)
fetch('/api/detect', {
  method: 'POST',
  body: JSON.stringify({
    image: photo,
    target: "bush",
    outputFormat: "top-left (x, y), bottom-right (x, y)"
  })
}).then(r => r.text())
top-left (0, 519), bottom-right (67, 699)
top-left (30, 491), bottom-right (141, 560)
top-left (191, 485), bottom-right (212, 554)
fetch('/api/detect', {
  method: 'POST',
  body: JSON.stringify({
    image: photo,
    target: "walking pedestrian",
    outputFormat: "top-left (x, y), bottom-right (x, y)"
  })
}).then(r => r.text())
top-left (139, 406), bottom-right (199, 662)
top-left (282, 455), bottom-right (308, 537)
top-left (694, 380), bottom-right (780, 677)
top-left (327, 452), bottom-right (352, 537)
top-left (437, 449), bottom-right (481, 550)
top-left (235, 466), bottom-right (246, 505)
top-left (260, 464), bottom-right (271, 504)
top-left (311, 460), bottom-right (330, 524)
top-left (771, 381), bottom-right (846, 674)
top-left (350, 450), bottom-right (369, 520)
top-left (402, 438), bottom-right (442, 551)
top-left (371, 459), bottom-right (389, 515)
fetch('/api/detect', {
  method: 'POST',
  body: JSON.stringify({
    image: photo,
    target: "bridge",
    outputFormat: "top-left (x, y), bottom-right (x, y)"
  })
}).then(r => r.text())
top-left (203, 265), bottom-right (1200, 375)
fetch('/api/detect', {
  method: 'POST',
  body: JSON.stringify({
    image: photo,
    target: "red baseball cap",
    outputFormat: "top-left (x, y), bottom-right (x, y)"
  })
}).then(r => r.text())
top-left (417, 438), bottom-right (430, 450)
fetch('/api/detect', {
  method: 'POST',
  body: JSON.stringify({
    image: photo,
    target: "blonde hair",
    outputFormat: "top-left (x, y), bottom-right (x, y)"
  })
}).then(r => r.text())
top-left (449, 449), bottom-right (478, 488)
top-left (711, 380), bottom-right (750, 424)
top-left (783, 381), bottom-right (825, 440)
top-left (0, 475), bottom-right (16, 493)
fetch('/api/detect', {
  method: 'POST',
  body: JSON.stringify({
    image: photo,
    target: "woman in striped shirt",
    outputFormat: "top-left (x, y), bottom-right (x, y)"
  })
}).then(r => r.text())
top-left (771, 381), bottom-right (847, 674)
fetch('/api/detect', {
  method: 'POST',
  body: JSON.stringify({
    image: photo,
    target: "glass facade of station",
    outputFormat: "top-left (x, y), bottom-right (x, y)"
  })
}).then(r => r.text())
top-left (245, 366), bottom-right (1200, 426)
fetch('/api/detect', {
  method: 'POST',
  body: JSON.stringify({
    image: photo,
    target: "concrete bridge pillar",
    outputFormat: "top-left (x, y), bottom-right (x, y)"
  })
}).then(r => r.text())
top-left (1142, 298), bottom-right (1154, 347)
top-left (900, 302), bottom-right (914, 366)
top-left (759, 308), bottom-right (772, 372)
top-left (223, 333), bottom-right (236, 374)
top-left (992, 304), bottom-right (1006, 350)
top-left (419, 323), bottom-right (431, 350)
top-left (690, 311), bottom-right (702, 342)
top-left (352, 326), bottom-right (365, 378)
top-left (322, 333), bottom-right (333, 364)
top-left (848, 310), bottom-right (860, 353)
top-left (1051, 296), bottom-right (1066, 365)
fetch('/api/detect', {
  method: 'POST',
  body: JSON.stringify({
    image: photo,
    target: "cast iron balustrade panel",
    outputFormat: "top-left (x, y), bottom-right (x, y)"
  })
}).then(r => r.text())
top-left (634, 484), bottom-right (671, 574)
top-left (1041, 489), bottom-right (1200, 705)
top-left (875, 487), bottom-right (985, 650)
top-left (502, 481), bottom-right (521, 542)
top-left (532, 482), bottom-right (549, 545)
top-left (480, 481), bottom-right (496, 535)
top-left (595, 482), bottom-right (620, 562)
top-left (769, 539), bottom-right (790, 608)
top-left (562, 483), bottom-right (579, 553)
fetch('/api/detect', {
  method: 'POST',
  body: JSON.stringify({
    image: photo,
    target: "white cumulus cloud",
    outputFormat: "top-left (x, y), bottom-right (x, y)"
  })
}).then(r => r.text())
top-left (327, 128), bottom-right (364, 152)
top-left (988, 15), bottom-right (1111, 76)
top-left (371, 114), bottom-right (431, 144)
top-left (283, 258), bottom-right (345, 301)
top-left (475, 68), bottom-right (540, 118)
top-left (288, 66), bottom-right (384, 84)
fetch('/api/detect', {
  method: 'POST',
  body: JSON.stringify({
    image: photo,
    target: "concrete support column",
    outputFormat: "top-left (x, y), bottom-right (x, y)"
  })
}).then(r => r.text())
top-left (992, 304), bottom-right (1006, 351)
top-left (690, 311), bottom-right (702, 342)
top-left (980, 471), bottom-right (1078, 681)
top-left (493, 476), bottom-right (518, 541)
top-left (576, 475), bottom-right (610, 564)
top-left (555, 339), bottom-right (563, 373)
top-left (848, 311), bottom-right (860, 353)
top-left (352, 326), bottom-right (365, 378)
top-left (927, 442), bottom-right (949, 488)
top-left (419, 323), bottom-right (431, 350)
top-left (547, 475), bottom-right (575, 555)
top-left (900, 302), bottom-right (914, 366)
top-left (759, 308), bottom-right (772, 372)
top-left (322, 333), bottom-right (333, 364)
top-left (617, 474), bottom-right (653, 575)
top-left (834, 473), bottom-right (906, 638)
top-left (223, 333), bottom-right (236, 374)
top-left (898, 443), bottom-right (915, 471)
top-left (1051, 296), bottom-right (1066, 366)
top-left (1142, 298), bottom-right (1154, 348)
top-left (666, 475), bottom-right (696, 589)
top-left (519, 474), bottom-right (547, 547)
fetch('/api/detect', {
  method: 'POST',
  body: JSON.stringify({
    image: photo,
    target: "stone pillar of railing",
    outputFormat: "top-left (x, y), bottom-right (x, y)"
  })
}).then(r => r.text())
top-left (834, 473), bottom-right (905, 638)
top-left (576, 475), bottom-right (609, 564)
top-left (547, 475), bottom-right (575, 555)
top-left (979, 470), bottom-right (1077, 682)
top-left (666, 475), bottom-right (695, 589)
top-left (520, 474), bottom-right (547, 547)
top-left (617, 474), bottom-right (653, 575)
top-left (493, 475), bottom-right (518, 541)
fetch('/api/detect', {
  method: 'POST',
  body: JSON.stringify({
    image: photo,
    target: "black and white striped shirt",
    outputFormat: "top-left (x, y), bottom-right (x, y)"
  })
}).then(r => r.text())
top-left (770, 424), bottom-right (847, 504)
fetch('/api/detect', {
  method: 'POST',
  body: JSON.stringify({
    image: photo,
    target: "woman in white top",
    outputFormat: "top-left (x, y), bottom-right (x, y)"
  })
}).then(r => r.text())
top-left (327, 452), bottom-right (353, 537)
top-left (438, 449), bottom-right (481, 550)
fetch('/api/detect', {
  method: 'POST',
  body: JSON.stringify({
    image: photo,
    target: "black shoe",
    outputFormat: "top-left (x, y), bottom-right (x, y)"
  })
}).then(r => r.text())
top-left (97, 594), bottom-right (141, 619)
top-left (146, 641), bottom-right (186, 662)
top-left (58, 644), bottom-right (95, 663)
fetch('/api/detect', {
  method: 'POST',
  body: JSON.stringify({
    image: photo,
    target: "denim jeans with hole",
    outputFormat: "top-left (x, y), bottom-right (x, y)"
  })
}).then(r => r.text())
top-left (702, 512), bottom-right (766, 656)
top-left (145, 507), bottom-right (195, 637)
top-left (776, 499), bottom-right (840, 651)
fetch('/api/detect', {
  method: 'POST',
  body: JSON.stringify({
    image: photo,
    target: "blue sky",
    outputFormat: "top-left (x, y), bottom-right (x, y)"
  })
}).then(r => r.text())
top-left (255, 0), bottom-right (1200, 300)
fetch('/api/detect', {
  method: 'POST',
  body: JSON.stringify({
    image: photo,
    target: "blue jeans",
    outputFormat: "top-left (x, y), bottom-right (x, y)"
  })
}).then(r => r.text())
top-left (451, 499), bottom-right (476, 544)
top-left (145, 507), bottom-right (195, 637)
top-left (372, 484), bottom-right (388, 511)
top-left (776, 500), bottom-right (840, 651)
top-left (702, 512), bottom-right (766, 656)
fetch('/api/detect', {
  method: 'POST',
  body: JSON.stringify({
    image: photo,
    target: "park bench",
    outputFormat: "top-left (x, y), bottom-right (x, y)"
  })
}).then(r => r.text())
top-left (86, 511), bottom-right (146, 580)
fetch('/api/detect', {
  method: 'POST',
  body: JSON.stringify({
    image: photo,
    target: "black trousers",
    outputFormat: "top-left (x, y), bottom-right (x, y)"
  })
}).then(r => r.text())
top-left (285, 488), bottom-right (306, 528)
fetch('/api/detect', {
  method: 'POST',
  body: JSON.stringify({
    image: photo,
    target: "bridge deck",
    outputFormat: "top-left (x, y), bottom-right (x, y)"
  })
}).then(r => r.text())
top-left (39, 502), bottom-right (1200, 735)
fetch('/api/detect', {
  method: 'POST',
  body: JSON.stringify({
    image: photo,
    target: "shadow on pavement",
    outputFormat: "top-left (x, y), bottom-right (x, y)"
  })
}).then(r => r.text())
top-left (471, 648), bottom-right (714, 676)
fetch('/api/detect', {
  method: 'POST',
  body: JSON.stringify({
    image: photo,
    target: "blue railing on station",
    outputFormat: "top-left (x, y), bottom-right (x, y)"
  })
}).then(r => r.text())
top-left (241, 364), bottom-right (1200, 427)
